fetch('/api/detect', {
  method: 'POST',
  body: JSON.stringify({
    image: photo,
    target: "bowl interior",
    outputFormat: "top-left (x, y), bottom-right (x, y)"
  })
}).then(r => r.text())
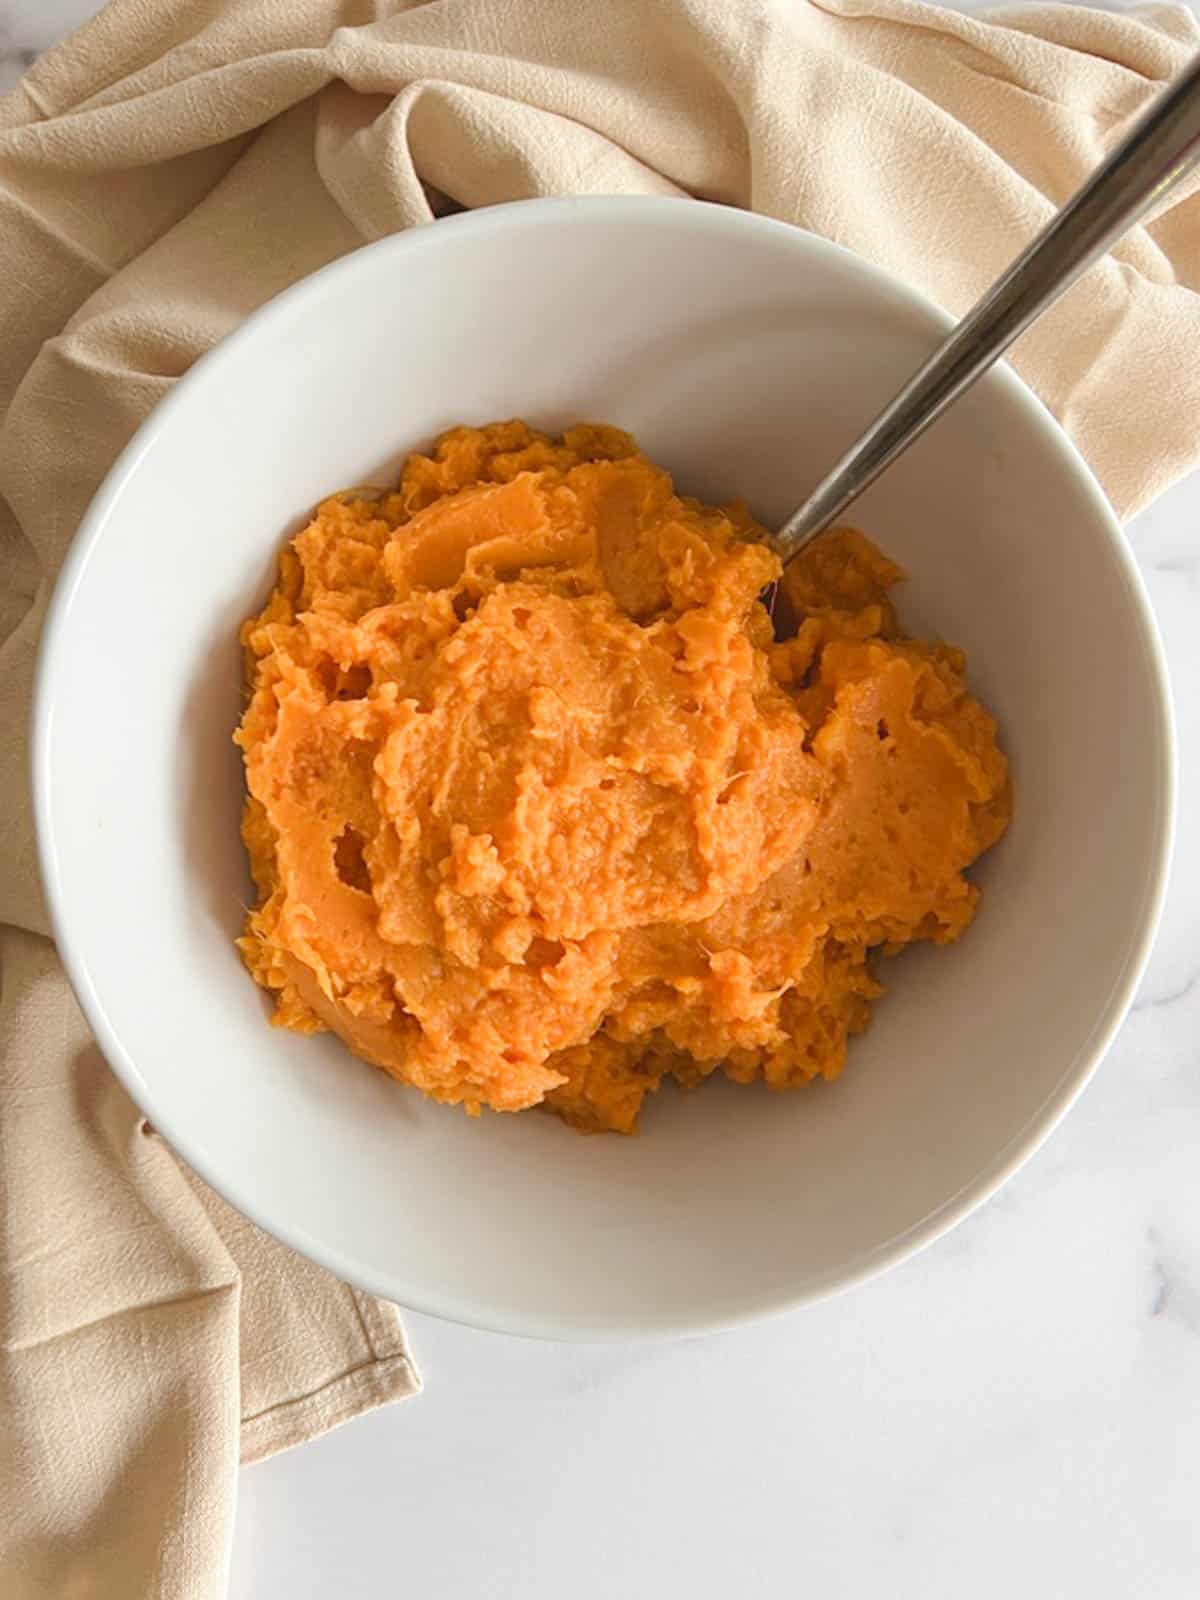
top-left (36, 200), bottom-right (1172, 1338)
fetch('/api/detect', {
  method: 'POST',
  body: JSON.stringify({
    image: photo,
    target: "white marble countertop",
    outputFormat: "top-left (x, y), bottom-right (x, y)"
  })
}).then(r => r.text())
top-left (6, 2), bottom-right (1199, 1596)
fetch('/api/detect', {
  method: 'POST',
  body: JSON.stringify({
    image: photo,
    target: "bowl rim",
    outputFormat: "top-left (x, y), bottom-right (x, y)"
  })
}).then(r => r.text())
top-left (32, 195), bottom-right (1177, 1341)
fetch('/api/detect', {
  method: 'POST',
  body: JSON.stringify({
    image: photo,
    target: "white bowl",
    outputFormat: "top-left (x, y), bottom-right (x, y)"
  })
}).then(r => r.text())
top-left (35, 198), bottom-right (1174, 1340)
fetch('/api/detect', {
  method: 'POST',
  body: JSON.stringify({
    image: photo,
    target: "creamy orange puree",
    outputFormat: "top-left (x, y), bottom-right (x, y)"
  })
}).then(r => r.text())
top-left (236, 422), bottom-right (1010, 1133)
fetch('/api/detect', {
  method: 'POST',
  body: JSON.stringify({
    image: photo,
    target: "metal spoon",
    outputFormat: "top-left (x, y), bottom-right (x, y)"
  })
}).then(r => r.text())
top-left (772, 51), bottom-right (1200, 565)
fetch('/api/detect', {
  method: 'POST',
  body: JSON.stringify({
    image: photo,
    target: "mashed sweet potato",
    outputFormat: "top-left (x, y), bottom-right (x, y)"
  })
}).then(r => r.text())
top-left (236, 422), bottom-right (1010, 1133)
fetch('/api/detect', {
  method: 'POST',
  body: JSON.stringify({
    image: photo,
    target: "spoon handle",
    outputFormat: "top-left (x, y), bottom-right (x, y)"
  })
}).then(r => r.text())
top-left (772, 51), bottom-right (1200, 563)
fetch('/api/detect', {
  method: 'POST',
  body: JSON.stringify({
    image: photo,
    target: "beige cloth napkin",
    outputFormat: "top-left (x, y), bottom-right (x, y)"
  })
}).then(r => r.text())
top-left (3, 0), bottom-right (1199, 1593)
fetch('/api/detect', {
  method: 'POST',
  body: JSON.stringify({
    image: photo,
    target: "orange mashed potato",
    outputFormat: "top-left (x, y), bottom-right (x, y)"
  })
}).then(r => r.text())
top-left (236, 422), bottom-right (1010, 1134)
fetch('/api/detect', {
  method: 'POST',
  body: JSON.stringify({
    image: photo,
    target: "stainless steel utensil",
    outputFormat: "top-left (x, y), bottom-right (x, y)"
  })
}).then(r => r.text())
top-left (772, 51), bottom-right (1200, 565)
